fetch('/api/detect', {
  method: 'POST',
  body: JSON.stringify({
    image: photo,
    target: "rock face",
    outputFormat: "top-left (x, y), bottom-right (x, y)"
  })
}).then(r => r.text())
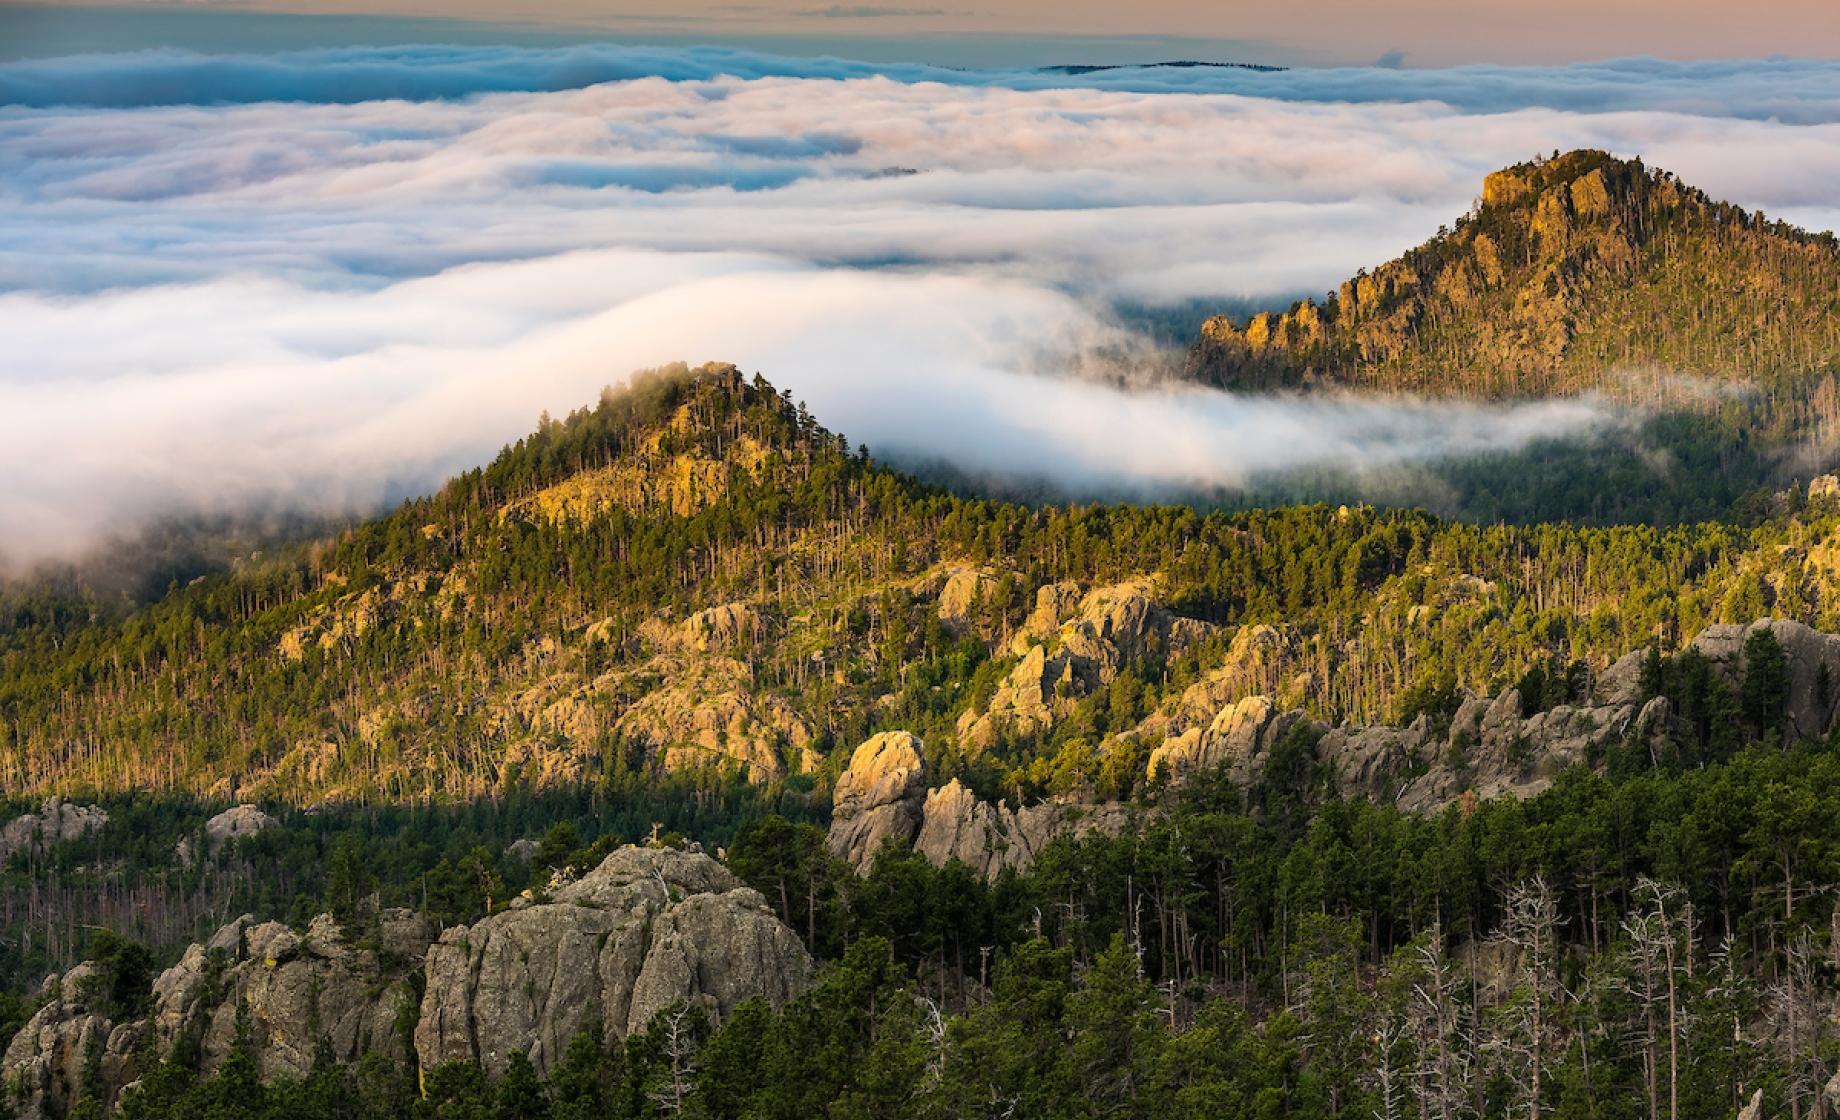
top-left (1146, 695), bottom-right (1321, 786)
top-left (2, 909), bottom-right (430, 1118)
top-left (0, 846), bottom-right (813, 1112)
top-left (912, 780), bottom-right (1126, 879)
top-left (1690, 618), bottom-right (1840, 740)
top-left (827, 732), bottom-right (929, 873)
top-left (2, 964), bottom-right (140, 1119)
top-left (147, 910), bottom-right (429, 1082)
top-left (415, 846), bottom-right (810, 1076)
top-left (0, 799), bottom-right (108, 863)
top-left (829, 738), bottom-right (1127, 879)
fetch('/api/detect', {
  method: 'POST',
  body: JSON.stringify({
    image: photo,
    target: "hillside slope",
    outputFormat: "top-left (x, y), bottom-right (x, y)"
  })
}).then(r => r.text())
top-left (1188, 149), bottom-right (1840, 403)
top-left (13, 362), bottom-right (1840, 806)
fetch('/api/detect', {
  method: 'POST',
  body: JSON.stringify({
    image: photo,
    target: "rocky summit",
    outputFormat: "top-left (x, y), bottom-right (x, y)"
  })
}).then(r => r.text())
top-left (1188, 149), bottom-right (1840, 398)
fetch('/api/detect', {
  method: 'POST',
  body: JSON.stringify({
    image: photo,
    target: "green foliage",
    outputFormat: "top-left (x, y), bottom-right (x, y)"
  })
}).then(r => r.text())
top-left (76, 930), bottom-right (153, 1021)
top-left (324, 834), bottom-right (375, 938)
top-left (1740, 626), bottom-right (1790, 738)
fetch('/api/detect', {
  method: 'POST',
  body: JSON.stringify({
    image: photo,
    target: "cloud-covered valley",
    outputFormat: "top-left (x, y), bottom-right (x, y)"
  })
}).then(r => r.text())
top-left (4, 46), bottom-right (1839, 564)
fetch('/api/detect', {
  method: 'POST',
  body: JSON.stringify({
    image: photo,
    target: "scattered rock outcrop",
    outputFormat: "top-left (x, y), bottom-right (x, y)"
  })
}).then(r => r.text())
top-left (958, 578), bottom-right (1213, 750)
top-left (1147, 617), bottom-right (1840, 813)
top-left (415, 846), bottom-right (810, 1076)
top-left (0, 799), bottom-right (108, 863)
top-left (613, 656), bottom-right (817, 781)
top-left (829, 733), bottom-right (1127, 879)
top-left (676, 603), bottom-right (766, 652)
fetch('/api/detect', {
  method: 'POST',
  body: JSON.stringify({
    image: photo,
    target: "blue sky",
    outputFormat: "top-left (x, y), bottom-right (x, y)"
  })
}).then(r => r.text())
top-left (6, 0), bottom-right (1839, 68)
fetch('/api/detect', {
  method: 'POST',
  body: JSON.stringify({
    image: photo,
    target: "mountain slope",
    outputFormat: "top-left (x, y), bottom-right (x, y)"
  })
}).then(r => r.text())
top-left (1188, 149), bottom-right (1840, 399)
top-left (13, 361), bottom-right (1840, 806)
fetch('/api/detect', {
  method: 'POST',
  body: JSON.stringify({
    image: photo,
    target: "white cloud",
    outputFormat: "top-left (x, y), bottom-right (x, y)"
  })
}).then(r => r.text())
top-left (3, 49), bottom-right (1836, 563)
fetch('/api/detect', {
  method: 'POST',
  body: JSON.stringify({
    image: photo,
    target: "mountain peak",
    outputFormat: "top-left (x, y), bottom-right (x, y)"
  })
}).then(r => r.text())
top-left (467, 361), bottom-right (850, 524)
top-left (1188, 148), bottom-right (1840, 397)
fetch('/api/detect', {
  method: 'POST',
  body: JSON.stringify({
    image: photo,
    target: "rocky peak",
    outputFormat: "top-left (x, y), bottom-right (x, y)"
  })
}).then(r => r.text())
top-left (1188, 149), bottom-right (1840, 395)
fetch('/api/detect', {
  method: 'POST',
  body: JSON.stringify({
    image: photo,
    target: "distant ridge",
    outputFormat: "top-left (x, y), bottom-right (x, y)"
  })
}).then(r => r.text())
top-left (1037, 60), bottom-right (1287, 74)
top-left (1187, 149), bottom-right (1840, 397)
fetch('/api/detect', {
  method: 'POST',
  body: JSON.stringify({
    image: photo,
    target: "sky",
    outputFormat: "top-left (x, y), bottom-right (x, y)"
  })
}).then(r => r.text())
top-left (2, 16), bottom-right (1839, 566)
top-left (4, 0), bottom-right (1840, 67)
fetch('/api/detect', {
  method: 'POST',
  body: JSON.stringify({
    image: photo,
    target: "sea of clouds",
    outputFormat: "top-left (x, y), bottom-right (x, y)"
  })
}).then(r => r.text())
top-left (4, 45), bottom-right (1840, 563)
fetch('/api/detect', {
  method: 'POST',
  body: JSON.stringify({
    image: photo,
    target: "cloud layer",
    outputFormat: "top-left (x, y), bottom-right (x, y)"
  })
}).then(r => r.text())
top-left (8, 45), bottom-right (1840, 121)
top-left (4, 47), bottom-right (1838, 563)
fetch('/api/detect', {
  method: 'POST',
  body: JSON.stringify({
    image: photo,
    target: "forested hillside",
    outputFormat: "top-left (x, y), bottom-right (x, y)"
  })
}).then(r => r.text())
top-left (9, 365), bottom-right (1840, 1119)
top-left (8, 362), bottom-right (1840, 807)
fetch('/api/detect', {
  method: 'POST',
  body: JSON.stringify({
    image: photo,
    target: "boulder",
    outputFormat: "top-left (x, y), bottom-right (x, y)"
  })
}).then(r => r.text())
top-left (827, 732), bottom-right (929, 873)
top-left (414, 846), bottom-right (810, 1077)
top-left (177, 804), bottom-right (278, 864)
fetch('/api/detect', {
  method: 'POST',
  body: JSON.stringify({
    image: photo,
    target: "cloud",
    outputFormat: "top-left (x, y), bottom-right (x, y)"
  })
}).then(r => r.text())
top-left (2, 47), bottom-right (1837, 564)
top-left (0, 253), bottom-right (1616, 564)
top-left (5, 44), bottom-right (1840, 122)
